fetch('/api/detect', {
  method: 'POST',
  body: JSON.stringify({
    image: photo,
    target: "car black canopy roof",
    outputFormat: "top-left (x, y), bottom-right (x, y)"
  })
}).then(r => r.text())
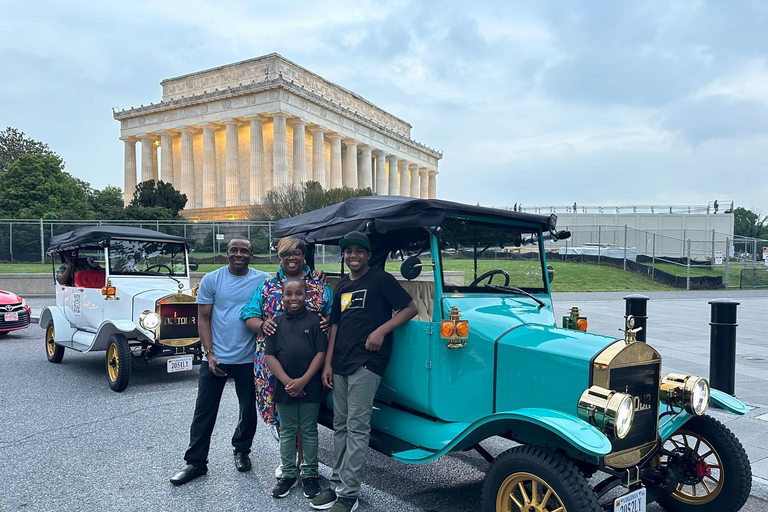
top-left (47, 226), bottom-right (195, 255)
top-left (273, 196), bottom-right (556, 245)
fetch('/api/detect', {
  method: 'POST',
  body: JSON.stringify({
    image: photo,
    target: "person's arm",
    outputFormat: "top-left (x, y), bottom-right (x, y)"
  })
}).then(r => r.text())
top-left (244, 317), bottom-right (265, 335)
top-left (287, 351), bottom-right (325, 396)
top-left (198, 303), bottom-right (224, 375)
top-left (265, 354), bottom-right (295, 391)
top-left (321, 324), bottom-right (337, 389)
top-left (57, 257), bottom-right (74, 285)
top-left (365, 300), bottom-right (418, 352)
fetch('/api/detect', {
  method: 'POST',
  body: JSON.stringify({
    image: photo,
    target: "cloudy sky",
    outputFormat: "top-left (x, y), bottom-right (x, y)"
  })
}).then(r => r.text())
top-left (2, 0), bottom-right (767, 213)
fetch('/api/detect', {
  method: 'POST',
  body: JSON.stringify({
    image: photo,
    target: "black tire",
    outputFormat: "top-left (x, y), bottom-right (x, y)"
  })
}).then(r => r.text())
top-left (481, 445), bottom-right (601, 512)
top-left (659, 415), bottom-right (751, 512)
top-left (45, 320), bottom-right (65, 363)
top-left (106, 333), bottom-right (131, 392)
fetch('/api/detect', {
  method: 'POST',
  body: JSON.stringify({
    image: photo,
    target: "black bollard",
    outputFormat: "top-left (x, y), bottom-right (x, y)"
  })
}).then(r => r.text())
top-left (709, 298), bottom-right (739, 396)
top-left (624, 294), bottom-right (649, 342)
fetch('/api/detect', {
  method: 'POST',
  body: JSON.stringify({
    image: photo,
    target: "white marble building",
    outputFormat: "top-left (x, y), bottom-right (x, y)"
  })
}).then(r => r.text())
top-left (113, 53), bottom-right (442, 218)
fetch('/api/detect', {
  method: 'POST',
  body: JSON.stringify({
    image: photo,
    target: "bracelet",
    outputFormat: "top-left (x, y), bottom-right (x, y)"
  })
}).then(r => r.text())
top-left (204, 348), bottom-right (214, 356)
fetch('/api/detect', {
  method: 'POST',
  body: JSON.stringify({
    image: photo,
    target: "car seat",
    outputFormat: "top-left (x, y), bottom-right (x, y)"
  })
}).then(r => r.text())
top-left (74, 270), bottom-right (106, 288)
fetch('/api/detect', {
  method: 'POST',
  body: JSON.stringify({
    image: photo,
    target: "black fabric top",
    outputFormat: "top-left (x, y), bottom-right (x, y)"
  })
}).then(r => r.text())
top-left (273, 196), bottom-right (556, 244)
top-left (48, 226), bottom-right (195, 254)
top-left (329, 267), bottom-right (413, 377)
top-left (265, 308), bottom-right (327, 404)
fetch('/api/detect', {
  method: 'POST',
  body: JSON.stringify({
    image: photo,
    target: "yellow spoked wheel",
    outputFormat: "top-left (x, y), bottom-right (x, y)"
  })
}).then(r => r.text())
top-left (496, 472), bottom-right (566, 512)
top-left (659, 415), bottom-right (751, 512)
top-left (482, 445), bottom-right (600, 512)
top-left (105, 333), bottom-right (131, 392)
top-left (45, 320), bottom-right (64, 363)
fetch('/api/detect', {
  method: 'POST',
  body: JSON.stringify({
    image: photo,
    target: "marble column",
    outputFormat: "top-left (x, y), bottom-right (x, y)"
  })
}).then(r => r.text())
top-left (292, 120), bottom-right (307, 184)
top-left (151, 139), bottom-right (159, 182)
top-left (409, 164), bottom-right (419, 198)
top-left (224, 121), bottom-right (240, 206)
top-left (272, 113), bottom-right (288, 189)
top-left (428, 170), bottom-right (437, 199)
top-left (202, 124), bottom-right (217, 208)
top-left (140, 136), bottom-right (154, 182)
top-left (398, 160), bottom-right (409, 196)
top-left (328, 135), bottom-right (342, 189)
top-left (122, 138), bottom-right (137, 206)
top-left (359, 145), bottom-right (373, 190)
top-left (180, 129), bottom-right (195, 208)
top-left (310, 128), bottom-right (325, 187)
top-left (374, 150), bottom-right (387, 195)
top-left (249, 118), bottom-right (265, 204)
top-left (160, 133), bottom-right (173, 184)
top-left (387, 156), bottom-right (399, 195)
top-left (419, 167), bottom-right (428, 199)
top-left (343, 140), bottom-right (358, 189)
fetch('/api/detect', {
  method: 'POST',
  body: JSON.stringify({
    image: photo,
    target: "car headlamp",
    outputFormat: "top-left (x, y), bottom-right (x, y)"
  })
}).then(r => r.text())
top-left (660, 373), bottom-right (710, 416)
top-left (140, 310), bottom-right (161, 331)
top-left (578, 385), bottom-right (635, 439)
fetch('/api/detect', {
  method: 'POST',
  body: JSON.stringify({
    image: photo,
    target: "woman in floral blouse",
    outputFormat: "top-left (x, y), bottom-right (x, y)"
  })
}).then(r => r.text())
top-left (240, 237), bottom-right (332, 437)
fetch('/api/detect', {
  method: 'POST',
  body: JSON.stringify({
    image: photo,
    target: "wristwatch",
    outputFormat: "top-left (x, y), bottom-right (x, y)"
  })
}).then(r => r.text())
top-left (204, 348), bottom-right (214, 357)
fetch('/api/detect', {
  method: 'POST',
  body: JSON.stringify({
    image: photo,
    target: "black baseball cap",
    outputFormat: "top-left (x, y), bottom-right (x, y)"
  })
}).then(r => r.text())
top-left (339, 231), bottom-right (371, 251)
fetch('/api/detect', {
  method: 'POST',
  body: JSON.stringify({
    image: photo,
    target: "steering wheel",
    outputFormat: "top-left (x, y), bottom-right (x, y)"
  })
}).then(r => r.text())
top-left (146, 264), bottom-right (172, 274)
top-left (469, 269), bottom-right (510, 287)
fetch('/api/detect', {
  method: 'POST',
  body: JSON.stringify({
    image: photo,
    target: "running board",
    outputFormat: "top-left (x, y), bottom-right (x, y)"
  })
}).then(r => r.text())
top-left (56, 340), bottom-right (91, 352)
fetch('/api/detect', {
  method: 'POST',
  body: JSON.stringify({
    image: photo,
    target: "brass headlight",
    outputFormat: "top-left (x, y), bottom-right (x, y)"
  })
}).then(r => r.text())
top-left (578, 385), bottom-right (635, 439)
top-left (660, 373), bottom-right (710, 416)
top-left (139, 310), bottom-right (161, 331)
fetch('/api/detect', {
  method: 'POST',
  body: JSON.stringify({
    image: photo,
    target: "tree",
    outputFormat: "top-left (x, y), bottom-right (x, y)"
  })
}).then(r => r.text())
top-left (251, 181), bottom-right (374, 221)
top-left (130, 180), bottom-right (187, 216)
top-left (733, 207), bottom-right (768, 239)
top-left (88, 185), bottom-right (126, 219)
top-left (0, 154), bottom-right (89, 219)
top-left (0, 127), bottom-right (63, 172)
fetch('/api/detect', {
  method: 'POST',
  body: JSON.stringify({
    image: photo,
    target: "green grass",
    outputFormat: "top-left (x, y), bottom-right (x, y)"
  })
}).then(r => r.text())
top-left (0, 260), bottom-right (675, 292)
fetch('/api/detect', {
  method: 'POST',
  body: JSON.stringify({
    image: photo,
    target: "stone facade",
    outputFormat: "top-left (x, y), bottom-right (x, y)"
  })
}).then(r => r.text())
top-left (114, 53), bottom-right (442, 219)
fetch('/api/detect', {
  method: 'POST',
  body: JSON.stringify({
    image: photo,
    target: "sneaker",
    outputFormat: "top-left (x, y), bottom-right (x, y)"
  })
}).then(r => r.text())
top-left (302, 477), bottom-right (320, 498)
top-left (310, 489), bottom-right (337, 510)
top-left (271, 477), bottom-right (296, 498)
top-left (328, 497), bottom-right (358, 512)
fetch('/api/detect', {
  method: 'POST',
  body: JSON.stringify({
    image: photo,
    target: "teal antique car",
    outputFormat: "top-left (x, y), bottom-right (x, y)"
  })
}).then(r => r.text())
top-left (274, 196), bottom-right (752, 512)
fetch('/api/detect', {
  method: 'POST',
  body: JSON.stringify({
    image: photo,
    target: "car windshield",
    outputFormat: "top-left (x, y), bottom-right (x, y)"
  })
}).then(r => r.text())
top-left (439, 217), bottom-right (547, 293)
top-left (108, 239), bottom-right (188, 276)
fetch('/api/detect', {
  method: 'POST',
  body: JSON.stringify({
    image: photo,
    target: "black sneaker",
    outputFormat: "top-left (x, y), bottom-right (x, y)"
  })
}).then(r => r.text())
top-left (302, 477), bottom-right (320, 498)
top-left (272, 477), bottom-right (296, 498)
top-left (310, 489), bottom-right (337, 509)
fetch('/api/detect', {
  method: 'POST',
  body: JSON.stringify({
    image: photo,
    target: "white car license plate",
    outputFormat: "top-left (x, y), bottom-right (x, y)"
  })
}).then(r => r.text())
top-left (167, 355), bottom-right (194, 373)
top-left (4, 312), bottom-right (18, 322)
top-left (614, 487), bottom-right (646, 512)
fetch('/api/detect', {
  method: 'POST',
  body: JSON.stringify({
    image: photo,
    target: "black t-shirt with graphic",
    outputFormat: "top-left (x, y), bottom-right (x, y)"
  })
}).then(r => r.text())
top-left (265, 308), bottom-right (327, 404)
top-left (330, 267), bottom-right (413, 377)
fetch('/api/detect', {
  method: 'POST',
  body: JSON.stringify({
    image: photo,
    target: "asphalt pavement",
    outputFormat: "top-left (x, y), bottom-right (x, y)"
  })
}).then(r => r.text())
top-left (1, 293), bottom-right (766, 511)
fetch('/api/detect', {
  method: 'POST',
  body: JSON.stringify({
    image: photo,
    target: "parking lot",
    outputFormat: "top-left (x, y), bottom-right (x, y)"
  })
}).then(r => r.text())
top-left (1, 292), bottom-right (767, 511)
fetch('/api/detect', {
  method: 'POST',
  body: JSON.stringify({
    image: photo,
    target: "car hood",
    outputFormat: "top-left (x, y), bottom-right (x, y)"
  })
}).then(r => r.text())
top-left (0, 289), bottom-right (22, 305)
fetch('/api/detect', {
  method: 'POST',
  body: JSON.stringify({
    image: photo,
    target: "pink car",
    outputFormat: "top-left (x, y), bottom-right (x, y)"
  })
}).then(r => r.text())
top-left (0, 289), bottom-right (31, 336)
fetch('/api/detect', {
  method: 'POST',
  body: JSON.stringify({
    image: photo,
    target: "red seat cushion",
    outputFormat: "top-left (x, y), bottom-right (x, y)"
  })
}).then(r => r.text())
top-left (74, 270), bottom-right (106, 288)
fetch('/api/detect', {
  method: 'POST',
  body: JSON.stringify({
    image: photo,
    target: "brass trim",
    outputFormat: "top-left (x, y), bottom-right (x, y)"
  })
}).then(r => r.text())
top-left (154, 294), bottom-right (199, 346)
top-left (604, 439), bottom-right (658, 469)
top-left (593, 340), bottom-right (662, 389)
top-left (158, 337), bottom-right (199, 347)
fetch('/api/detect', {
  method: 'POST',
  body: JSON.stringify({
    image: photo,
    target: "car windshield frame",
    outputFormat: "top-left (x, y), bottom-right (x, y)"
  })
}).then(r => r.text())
top-left (107, 238), bottom-right (189, 277)
top-left (438, 215), bottom-right (549, 295)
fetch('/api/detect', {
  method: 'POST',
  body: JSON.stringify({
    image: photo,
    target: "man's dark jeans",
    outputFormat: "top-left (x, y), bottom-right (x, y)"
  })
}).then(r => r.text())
top-left (184, 362), bottom-right (257, 466)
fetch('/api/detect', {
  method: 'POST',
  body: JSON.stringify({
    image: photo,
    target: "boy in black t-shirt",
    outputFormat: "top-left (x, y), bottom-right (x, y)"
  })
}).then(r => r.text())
top-left (311, 231), bottom-right (417, 512)
top-left (265, 278), bottom-right (327, 499)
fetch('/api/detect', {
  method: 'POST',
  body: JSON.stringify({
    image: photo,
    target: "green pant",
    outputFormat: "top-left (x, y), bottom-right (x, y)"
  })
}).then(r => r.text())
top-left (275, 401), bottom-right (321, 478)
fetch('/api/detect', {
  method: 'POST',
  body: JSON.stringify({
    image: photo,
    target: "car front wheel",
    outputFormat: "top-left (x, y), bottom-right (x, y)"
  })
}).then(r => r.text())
top-left (45, 320), bottom-right (65, 363)
top-left (106, 334), bottom-right (131, 392)
top-left (481, 445), bottom-right (600, 512)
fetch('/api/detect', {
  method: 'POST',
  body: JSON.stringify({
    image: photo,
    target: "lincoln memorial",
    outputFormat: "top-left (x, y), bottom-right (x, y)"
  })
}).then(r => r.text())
top-left (113, 53), bottom-right (443, 220)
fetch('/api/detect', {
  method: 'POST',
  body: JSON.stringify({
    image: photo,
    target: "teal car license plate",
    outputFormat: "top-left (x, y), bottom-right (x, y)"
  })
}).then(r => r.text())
top-left (614, 487), bottom-right (646, 512)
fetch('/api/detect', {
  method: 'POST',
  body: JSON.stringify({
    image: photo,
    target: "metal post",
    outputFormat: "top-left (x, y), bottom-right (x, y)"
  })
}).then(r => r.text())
top-left (711, 229), bottom-right (715, 263)
top-left (725, 237), bottom-right (730, 288)
top-left (682, 229), bottom-right (686, 258)
top-left (40, 218), bottom-right (45, 263)
top-left (686, 240), bottom-right (691, 290)
top-left (709, 298), bottom-right (739, 395)
top-left (9, 222), bottom-right (13, 262)
top-left (624, 294), bottom-right (649, 342)
top-left (623, 225), bottom-right (628, 271)
top-left (598, 225), bottom-right (601, 264)
top-left (268, 222), bottom-right (273, 261)
top-left (652, 234), bottom-right (656, 280)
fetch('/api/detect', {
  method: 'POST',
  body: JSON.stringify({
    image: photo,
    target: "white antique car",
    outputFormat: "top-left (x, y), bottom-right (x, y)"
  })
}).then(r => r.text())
top-left (39, 226), bottom-right (202, 391)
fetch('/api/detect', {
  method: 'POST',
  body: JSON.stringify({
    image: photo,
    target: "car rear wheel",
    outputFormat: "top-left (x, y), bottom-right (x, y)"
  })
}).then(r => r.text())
top-left (45, 320), bottom-right (65, 363)
top-left (481, 445), bottom-right (600, 512)
top-left (106, 334), bottom-right (131, 392)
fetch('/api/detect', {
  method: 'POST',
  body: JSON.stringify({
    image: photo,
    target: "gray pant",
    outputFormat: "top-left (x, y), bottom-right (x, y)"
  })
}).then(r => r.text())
top-left (330, 365), bottom-right (382, 499)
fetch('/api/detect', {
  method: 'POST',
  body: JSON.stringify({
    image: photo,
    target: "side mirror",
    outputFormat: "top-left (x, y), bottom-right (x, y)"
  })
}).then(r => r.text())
top-left (547, 265), bottom-right (555, 284)
top-left (189, 261), bottom-right (199, 272)
top-left (400, 256), bottom-right (423, 280)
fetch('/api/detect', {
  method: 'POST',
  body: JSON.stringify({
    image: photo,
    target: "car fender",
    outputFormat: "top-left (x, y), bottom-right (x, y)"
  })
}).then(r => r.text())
top-left (89, 320), bottom-right (143, 352)
top-left (38, 306), bottom-right (78, 342)
top-left (390, 407), bottom-right (611, 465)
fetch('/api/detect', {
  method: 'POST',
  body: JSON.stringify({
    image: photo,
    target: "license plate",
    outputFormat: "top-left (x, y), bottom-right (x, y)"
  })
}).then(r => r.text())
top-left (614, 487), bottom-right (646, 512)
top-left (167, 355), bottom-right (193, 373)
top-left (4, 312), bottom-right (18, 322)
